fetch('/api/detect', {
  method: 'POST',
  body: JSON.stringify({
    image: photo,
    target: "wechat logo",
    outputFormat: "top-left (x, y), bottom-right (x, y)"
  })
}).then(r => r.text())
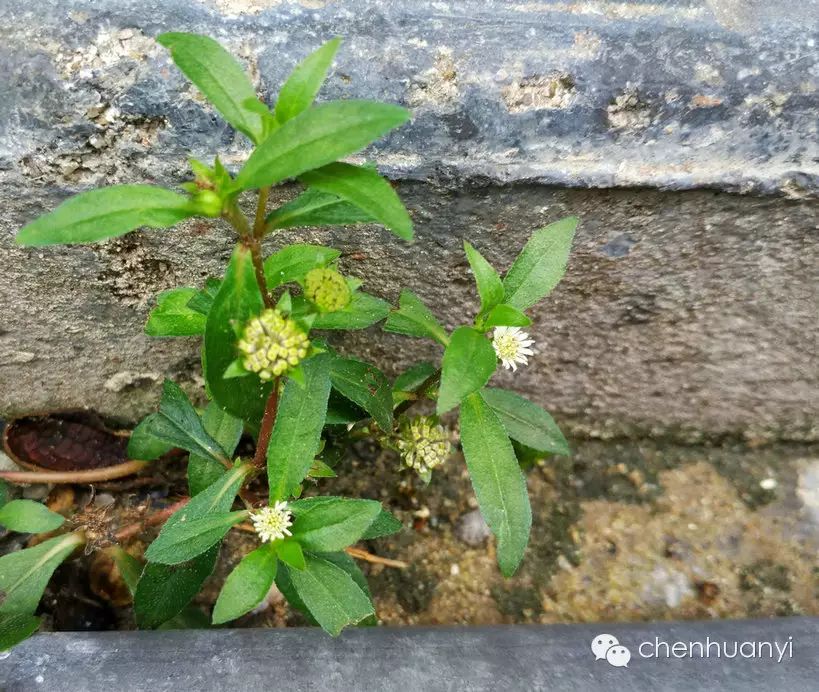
top-left (591, 634), bottom-right (631, 668)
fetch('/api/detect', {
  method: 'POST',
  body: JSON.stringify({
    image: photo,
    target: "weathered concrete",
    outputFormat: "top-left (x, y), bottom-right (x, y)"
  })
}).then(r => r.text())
top-left (0, 0), bottom-right (817, 440)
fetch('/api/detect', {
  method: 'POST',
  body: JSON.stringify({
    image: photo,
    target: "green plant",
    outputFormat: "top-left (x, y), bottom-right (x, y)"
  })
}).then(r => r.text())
top-left (1, 33), bottom-right (576, 648)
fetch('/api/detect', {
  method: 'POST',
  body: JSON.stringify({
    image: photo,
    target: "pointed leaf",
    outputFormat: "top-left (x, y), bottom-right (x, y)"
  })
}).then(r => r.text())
top-left (361, 508), bottom-right (402, 540)
top-left (157, 32), bottom-right (264, 142)
top-left (145, 511), bottom-right (248, 565)
top-left (16, 185), bottom-right (195, 247)
top-left (464, 240), bottom-right (503, 313)
top-left (290, 497), bottom-right (381, 552)
top-left (284, 553), bottom-right (374, 635)
top-left (481, 303), bottom-right (531, 329)
top-left (460, 393), bottom-right (531, 577)
top-left (234, 100), bottom-right (409, 191)
top-left (204, 245), bottom-right (270, 425)
top-left (383, 290), bottom-right (448, 344)
top-left (266, 188), bottom-right (374, 231)
top-left (212, 543), bottom-right (278, 624)
top-left (145, 287), bottom-right (206, 337)
top-left (503, 217), bottom-right (578, 310)
top-left (481, 388), bottom-right (570, 456)
top-left (188, 403), bottom-right (243, 497)
top-left (275, 540), bottom-right (306, 570)
top-left (263, 244), bottom-right (340, 289)
top-left (109, 547), bottom-right (142, 598)
top-left (0, 533), bottom-right (84, 615)
top-left (275, 37), bottom-right (341, 123)
top-left (312, 291), bottom-right (390, 330)
top-left (0, 500), bottom-right (64, 533)
top-left (329, 357), bottom-right (393, 431)
top-left (127, 414), bottom-right (175, 461)
top-left (267, 356), bottom-right (332, 501)
top-left (437, 327), bottom-right (496, 414)
top-left (300, 162), bottom-right (412, 240)
top-left (0, 613), bottom-right (41, 651)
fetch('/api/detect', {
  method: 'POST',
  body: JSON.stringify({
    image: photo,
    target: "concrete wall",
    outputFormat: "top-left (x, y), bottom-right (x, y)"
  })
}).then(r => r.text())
top-left (0, 0), bottom-right (817, 441)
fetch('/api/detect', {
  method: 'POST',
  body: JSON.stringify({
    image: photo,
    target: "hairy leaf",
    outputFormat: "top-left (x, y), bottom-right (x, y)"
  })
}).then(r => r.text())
top-left (0, 613), bottom-right (41, 651)
top-left (464, 241), bottom-right (503, 314)
top-left (188, 403), bottom-right (243, 497)
top-left (481, 303), bottom-right (531, 329)
top-left (127, 414), bottom-right (175, 461)
top-left (275, 38), bottom-right (341, 123)
top-left (437, 327), bottom-right (496, 414)
top-left (263, 244), bottom-right (340, 289)
top-left (212, 543), bottom-right (278, 624)
top-left (145, 511), bottom-right (248, 565)
top-left (0, 500), bottom-right (64, 534)
top-left (145, 287), bottom-right (206, 337)
top-left (329, 357), bottom-right (393, 431)
top-left (266, 189), bottom-right (373, 231)
top-left (361, 508), bottom-right (402, 540)
top-left (383, 290), bottom-right (448, 344)
top-left (290, 497), bottom-right (381, 551)
top-left (311, 291), bottom-right (390, 330)
top-left (481, 388), bottom-right (569, 456)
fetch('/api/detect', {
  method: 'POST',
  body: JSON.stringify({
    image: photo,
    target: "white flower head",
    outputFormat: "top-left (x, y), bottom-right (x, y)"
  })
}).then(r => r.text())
top-left (251, 501), bottom-right (293, 543)
top-left (492, 326), bottom-right (535, 371)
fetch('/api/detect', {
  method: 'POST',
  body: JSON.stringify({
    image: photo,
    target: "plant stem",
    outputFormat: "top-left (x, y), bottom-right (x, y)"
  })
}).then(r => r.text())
top-left (248, 236), bottom-right (274, 308)
top-left (114, 498), bottom-right (190, 541)
top-left (253, 378), bottom-right (280, 469)
top-left (0, 460), bottom-right (150, 485)
top-left (253, 186), bottom-right (270, 238)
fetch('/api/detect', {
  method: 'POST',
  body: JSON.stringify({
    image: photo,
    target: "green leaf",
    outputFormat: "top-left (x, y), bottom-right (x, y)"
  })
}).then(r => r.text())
top-left (329, 357), bottom-right (393, 431)
top-left (234, 100), bottom-right (409, 191)
top-left (308, 459), bottom-right (337, 478)
top-left (383, 290), bottom-right (448, 345)
top-left (204, 245), bottom-right (270, 426)
top-left (157, 32), bottom-right (264, 142)
top-left (109, 547), bottom-right (142, 598)
top-left (149, 380), bottom-right (230, 466)
top-left (284, 553), bottom-right (374, 636)
top-left (187, 277), bottom-right (222, 316)
top-left (300, 163), bottom-right (412, 241)
top-left (157, 604), bottom-right (211, 631)
top-left (481, 303), bottom-right (531, 329)
top-left (0, 500), bottom-right (64, 533)
top-left (311, 291), bottom-right (390, 330)
top-left (263, 244), bottom-right (340, 289)
top-left (436, 327), bottom-right (496, 414)
top-left (459, 393), bottom-right (531, 577)
top-left (145, 287), bottom-right (206, 337)
top-left (361, 508), bottom-right (402, 540)
top-left (464, 241), bottom-right (503, 314)
top-left (135, 547), bottom-right (218, 629)
top-left (212, 543), bottom-right (278, 624)
top-left (324, 390), bottom-right (367, 425)
top-left (145, 511), bottom-right (248, 565)
top-left (275, 540), bottom-right (306, 570)
top-left (267, 356), bottom-right (332, 501)
top-left (502, 216), bottom-right (578, 310)
top-left (393, 361), bottom-right (437, 395)
top-left (290, 497), bottom-right (381, 552)
top-left (127, 414), bottom-right (175, 461)
top-left (0, 533), bottom-right (84, 616)
top-left (188, 403), bottom-right (243, 497)
top-left (0, 613), bottom-right (41, 651)
top-left (481, 388), bottom-right (570, 456)
top-left (16, 185), bottom-right (195, 247)
top-left (275, 37), bottom-right (341, 123)
top-left (266, 189), bottom-right (374, 231)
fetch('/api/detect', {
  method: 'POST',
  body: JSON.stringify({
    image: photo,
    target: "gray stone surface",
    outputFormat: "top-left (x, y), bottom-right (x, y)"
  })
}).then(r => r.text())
top-left (2, 618), bottom-right (818, 691)
top-left (0, 0), bottom-right (817, 440)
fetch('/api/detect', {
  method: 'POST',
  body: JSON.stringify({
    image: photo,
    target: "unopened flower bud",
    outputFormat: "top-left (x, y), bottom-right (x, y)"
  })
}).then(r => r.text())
top-left (192, 189), bottom-right (223, 218)
top-left (304, 267), bottom-right (351, 313)
top-left (237, 309), bottom-right (309, 380)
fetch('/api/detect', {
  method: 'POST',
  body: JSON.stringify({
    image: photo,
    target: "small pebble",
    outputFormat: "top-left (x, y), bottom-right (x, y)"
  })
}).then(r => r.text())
top-left (454, 509), bottom-right (491, 546)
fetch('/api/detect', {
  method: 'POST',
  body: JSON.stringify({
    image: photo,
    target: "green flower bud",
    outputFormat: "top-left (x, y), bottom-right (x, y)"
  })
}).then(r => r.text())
top-left (304, 267), bottom-right (351, 313)
top-left (237, 309), bottom-right (310, 380)
top-left (192, 189), bottom-right (223, 218)
top-left (397, 416), bottom-right (451, 477)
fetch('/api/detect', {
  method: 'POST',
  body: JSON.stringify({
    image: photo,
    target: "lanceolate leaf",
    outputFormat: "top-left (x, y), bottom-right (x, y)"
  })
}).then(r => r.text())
top-left (275, 37), bottom-right (341, 124)
top-left (361, 508), bottom-right (403, 540)
top-left (284, 553), bottom-right (374, 636)
top-left (16, 185), bottom-right (195, 247)
top-left (0, 500), bottom-right (65, 533)
top-left (135, 547), bottom-right (219, 629)
top-left (0, 613), bottom-right (41, 651)
top-left (157, 32), bottom-right (264, 142)
top-left (145, 511), bottom-right (248, 565)
top-left (188, 403), bottom-right (243, 497)
top-left (212, 543), bottom-right (278, 624)
top-left (464, 241), bottom-right (503, 314)
top-left (311, 291), bottom-right (391, 330)
top-left (263, 244), bottom-right (340, 289)
top-left (502, 216), bottom-right (578, 310)
top-left (436, 327), bottom-right (496, 414)
top-left (0, 532), bottom-right (84, 616)
top-left (145, 287), bottom-right (207, 337)
top-left (290, 497), bottom-right (382, 551)
top-left (481, 303), bottom-right (531, 329)
top-left (204, 245), bottom-right (270, 426)
top-left (481, 388), bottom-right (570, 456)
top-left (234, 100), bottom-right (409, 191)
top-left (383, 290), bottom-right (448, 345)
top-left (266, 189), bottom-right (374, 231)
top-left (459, 393), bottom-right (531, 577)
top-left (329, 357), bottom-right (393, 431)
top-left (127, 414), bottom-right (175, 461)
top-left (109, 547), bottom-right (142, 597)
top-left (267, 356), bottom-right (332, 501)
top-left (300, 163), bottom-right (413, 241)
top-left (276, 540), bottom-right (306, 570)
top-left (150, 380), bottom-right (230, 466)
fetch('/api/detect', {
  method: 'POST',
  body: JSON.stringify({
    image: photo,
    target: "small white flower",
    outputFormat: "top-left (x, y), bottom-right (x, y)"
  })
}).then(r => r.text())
top-left (492, 326), bottom-right (535, 371)
top-left (251, 501), bottom-right (293, 543)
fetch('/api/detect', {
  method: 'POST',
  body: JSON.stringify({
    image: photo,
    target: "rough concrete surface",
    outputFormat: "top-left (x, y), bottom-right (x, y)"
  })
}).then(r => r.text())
top-left (0, 0), bottom-right (817, 440)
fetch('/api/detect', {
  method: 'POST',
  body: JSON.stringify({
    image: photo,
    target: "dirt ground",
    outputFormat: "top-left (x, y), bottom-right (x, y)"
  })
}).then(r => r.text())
top-left (7, 435), bottom-right (816, 633)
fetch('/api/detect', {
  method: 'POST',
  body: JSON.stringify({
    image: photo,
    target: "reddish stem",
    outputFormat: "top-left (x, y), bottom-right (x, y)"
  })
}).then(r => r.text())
top-left (253, 380), bottom-right (280, 469)
top-left (114, 497), bottom-right (190, 542)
